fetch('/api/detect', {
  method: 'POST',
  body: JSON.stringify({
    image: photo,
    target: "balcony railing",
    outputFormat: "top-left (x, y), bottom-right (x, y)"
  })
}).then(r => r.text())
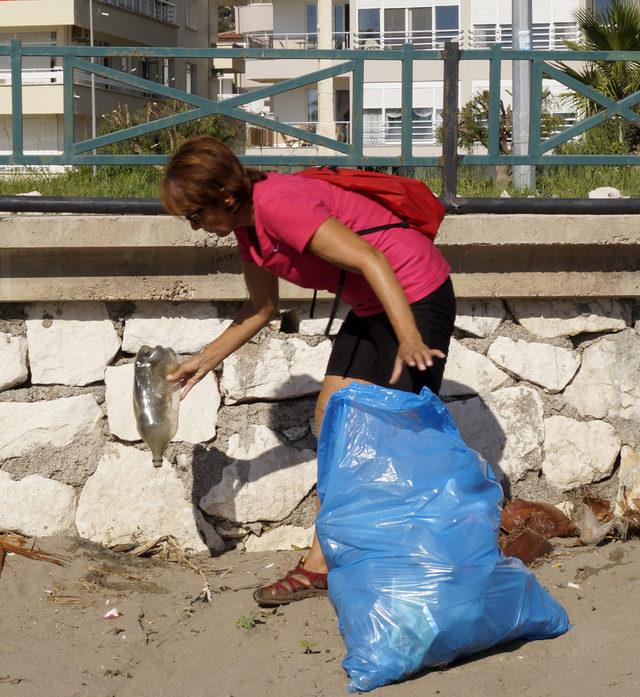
top-left (240, 25), bottom-right (579, 52)
top-left (469, 23), bottom-right (579, 49)
top-left (353, 29), bottom-right (462, 51)
top-left (246, 120), bottom-right (442, 148)
top-left (247, 121), bottom-right (350, 148)
top-left (246, 32), bottom-right (350, 50)
top-left (0, 67), bottom-right (63, 85)
top-left (0, 66), bottom-right (161, 99)
top-left (364, 120), bottom-right (438, 145)
top-left (101, 0), bottom-right (176, 24)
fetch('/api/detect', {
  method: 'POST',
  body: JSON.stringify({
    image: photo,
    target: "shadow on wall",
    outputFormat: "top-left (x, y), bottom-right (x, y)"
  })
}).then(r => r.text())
top-left (188, 374), bottom-right (508, 554)
top-left (188, 373), bottom-right (319, 549)
top-left (441, 379), bottom-right (509, 497)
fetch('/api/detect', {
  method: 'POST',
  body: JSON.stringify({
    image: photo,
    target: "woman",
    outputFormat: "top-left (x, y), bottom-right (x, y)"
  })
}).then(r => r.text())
top-left (161, 136), bottom-right (456, 607)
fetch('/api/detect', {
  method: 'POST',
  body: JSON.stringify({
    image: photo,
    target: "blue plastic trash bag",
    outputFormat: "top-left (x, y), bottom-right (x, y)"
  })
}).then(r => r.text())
top-left (316, 383), bottom-right (569, 693)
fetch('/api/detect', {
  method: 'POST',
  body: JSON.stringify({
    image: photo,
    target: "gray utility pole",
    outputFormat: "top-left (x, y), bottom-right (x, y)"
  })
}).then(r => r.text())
top-left (512, 0), bottom-right (536, 190)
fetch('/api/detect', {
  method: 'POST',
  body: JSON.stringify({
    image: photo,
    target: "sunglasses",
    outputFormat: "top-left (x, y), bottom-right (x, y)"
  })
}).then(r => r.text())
top-left (184, 208), bottom-right (203, 225)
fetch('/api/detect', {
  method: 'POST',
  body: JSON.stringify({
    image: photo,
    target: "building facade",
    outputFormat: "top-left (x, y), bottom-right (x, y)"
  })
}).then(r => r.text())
top-left (226, 0), bottom-right (591, 155)
top-left (0, 0), bottom-right (215, 162)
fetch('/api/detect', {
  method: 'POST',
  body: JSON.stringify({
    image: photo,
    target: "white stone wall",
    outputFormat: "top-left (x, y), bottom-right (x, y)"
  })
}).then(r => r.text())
top-left (1, 297), bottom-right (639, 554)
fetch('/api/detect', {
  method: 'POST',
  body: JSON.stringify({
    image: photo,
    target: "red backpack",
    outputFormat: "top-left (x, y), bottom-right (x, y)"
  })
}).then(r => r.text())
top-left (294, 167), bottom-right (445, 240)
top-left (293, 167), bottom-right (446, 335)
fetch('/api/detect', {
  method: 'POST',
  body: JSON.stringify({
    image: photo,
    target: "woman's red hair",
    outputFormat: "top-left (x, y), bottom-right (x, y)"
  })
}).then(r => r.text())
top-left (160, 136), bottom-right (265, 217)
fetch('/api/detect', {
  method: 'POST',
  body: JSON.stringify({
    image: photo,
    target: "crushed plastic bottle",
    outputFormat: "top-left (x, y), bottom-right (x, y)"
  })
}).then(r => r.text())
top-left (133, 345), bottom-right (180, 467)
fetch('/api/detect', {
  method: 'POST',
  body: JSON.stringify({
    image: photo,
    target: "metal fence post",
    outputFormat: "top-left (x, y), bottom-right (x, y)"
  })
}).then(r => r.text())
top-left (441, 41), bottom-right (460, 201)
top-left (10, 40), bottom-right (23, 164)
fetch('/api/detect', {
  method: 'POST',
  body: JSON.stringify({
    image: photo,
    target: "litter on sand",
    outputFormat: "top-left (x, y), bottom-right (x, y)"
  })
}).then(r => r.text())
top-left (102, 608), bottom-right (121, 620)
top-left (0, 531), bottom-right (66, 578)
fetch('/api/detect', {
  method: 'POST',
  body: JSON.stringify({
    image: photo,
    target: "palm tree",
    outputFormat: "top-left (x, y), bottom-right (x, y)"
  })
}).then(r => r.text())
top-left (556, 0), bottom-right (640, 120)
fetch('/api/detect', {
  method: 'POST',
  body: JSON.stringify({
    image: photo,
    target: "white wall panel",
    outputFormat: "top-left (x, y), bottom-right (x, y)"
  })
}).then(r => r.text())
top-left (364, 81), bottom-right (444, 109)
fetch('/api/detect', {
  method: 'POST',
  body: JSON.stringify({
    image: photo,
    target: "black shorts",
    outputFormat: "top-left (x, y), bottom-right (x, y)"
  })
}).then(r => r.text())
top-left (325, 277), bottom-right (456, 395)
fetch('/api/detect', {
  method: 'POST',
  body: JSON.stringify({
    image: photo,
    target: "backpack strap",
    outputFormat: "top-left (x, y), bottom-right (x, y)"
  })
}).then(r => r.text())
top-left (321, 221), bottom-right (410, 336)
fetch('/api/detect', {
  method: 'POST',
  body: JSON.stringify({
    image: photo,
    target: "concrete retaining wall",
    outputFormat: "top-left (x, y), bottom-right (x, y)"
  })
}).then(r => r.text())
top-left (1, 214), bottom-right (639, 554)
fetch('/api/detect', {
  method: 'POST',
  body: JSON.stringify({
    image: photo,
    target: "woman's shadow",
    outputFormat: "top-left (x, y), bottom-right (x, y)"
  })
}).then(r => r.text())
top-left (188, 372), bottom-right (507, 554)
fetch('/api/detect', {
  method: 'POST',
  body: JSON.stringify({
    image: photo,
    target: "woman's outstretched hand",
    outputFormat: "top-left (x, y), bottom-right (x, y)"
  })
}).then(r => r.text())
top-left (390, 336), bottom-right (446, 385)
top-left (167, 353), bottom-right (217, 400)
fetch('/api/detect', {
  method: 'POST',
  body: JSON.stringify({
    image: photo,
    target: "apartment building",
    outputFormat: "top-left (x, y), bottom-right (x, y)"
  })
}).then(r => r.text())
top-left (0, 0), bottom-right (215, 161)
top-left (231, 0), bottom-right (589, 155)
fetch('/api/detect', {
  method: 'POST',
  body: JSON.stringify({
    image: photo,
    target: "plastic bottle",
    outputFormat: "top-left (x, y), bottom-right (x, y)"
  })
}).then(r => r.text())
top-left (133, 345), bottom-right (180, 467)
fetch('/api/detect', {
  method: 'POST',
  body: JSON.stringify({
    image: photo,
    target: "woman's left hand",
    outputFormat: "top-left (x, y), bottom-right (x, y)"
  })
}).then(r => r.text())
top-left (390, 336), bottom-right (446, 385)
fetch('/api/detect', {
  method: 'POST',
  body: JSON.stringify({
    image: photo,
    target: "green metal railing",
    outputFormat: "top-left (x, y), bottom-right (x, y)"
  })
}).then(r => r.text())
top-left (3, 39), bottom-right (640, 198)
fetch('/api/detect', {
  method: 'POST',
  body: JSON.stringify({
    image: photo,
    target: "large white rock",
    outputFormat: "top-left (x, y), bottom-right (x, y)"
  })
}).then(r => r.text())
top-left (75, 443), bottom-right (223, 553)
top-left (588, 186), bottom-right (622, 198)
top-left (0, 395), bottom-right (102, 459)
top-left (455, 300), bottom-right (505, 338)
top-left (440, 338), bottom-right (512, 397)
top-left (105, 362), bottom-right (220, 443)
top-left (0, 333), bottom-right (28, 390)
top-left (614, 445), bottom-right (640, 516)
top-left (447, 386), bottom-right (544, 482)
top-left (221, 338), bottom-right (332, 403)
top-left (122, 302), bottom-right (230, 354)
top-left (298, 318), bottom-right (343, 337)
top-left (509, 299), bottom-right (629, 338)
top-left (244, 525), bottom-right (315, 552)
top-left (0, 471), bottom-right (76, 536)
top-left (200, 425), bottom-right (317, 523)
top-left (487, 336), bottom-right (581, 392)
top-left (563, 329), bottom-right (640, 420)
top-left (25, 302), bottom-right (120, 386)
top-left (542, 416), bottom-right (620, 491)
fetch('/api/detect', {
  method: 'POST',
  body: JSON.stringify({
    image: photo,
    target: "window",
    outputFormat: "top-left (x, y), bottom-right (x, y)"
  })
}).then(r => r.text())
top-left (411, 8), bottom-right (432, 32)
top-left (186, 0), bottom-right (198, 31)
top-left (384, 8), bottom-right (406, 48)
top-left (363, 108), bottom-right (384, 144)
top-left (532, 23), bottom-right (550, 49)
top-left (358, 8), bottom-right (380, 45)
top-left (436, 6), bottom-right (459, 40)
top-left (306, 3), bottom-right (318, 47)
top-left (185, 63), bottom-right (196, 94)
top-left (334, 4), bottom-right (349, 48)
top-left (306, 88), bottom-right (318, 123)
top-left (335, 89), bottom-right (350, 142)
top-left (554, 22), bottom-right (576, 47)
top-left (412, 108), bottom-right (433, 141)
top-left (410, 8), bottom-right (432, 47)
top-left (474, 24), bottom-right (496, 47)
top-left (499, 24), bottom-right (512, 47)
top-left (306, 4), bottom-right (317, 33)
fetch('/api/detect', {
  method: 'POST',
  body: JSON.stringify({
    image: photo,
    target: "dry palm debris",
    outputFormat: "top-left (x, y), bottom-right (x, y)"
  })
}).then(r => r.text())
top-left (111, 535), bottom-right (212, 602)
top-left (0, 531), bottom-right (66, 578)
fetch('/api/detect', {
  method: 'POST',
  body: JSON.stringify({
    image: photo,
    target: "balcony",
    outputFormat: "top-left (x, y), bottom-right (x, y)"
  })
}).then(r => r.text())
top-left (101, 0), bottom-right (176, 24)
top-left (0, 67), bottom-right (63, 85)
top-left (245, 120), bottom-right (437, 149)
top-left (246, 32), bottom-right (350, 50)
top-left (245, 25), bottom-right (579, 52)
top-left (469, 23), bottom-right (579, 49)
top-left (352, 29), bottom-right (463, 51)
top-left (0, 66), bottom-right (164, 98)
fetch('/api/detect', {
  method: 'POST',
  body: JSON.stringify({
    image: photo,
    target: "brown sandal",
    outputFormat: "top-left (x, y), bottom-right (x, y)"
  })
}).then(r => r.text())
top-left (253, 558), bottom-right (328, 607)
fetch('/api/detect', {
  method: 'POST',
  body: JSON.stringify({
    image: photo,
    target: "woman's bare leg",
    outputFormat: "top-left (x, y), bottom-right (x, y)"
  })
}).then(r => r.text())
top-left (253, 375), bottom-right (372, 604)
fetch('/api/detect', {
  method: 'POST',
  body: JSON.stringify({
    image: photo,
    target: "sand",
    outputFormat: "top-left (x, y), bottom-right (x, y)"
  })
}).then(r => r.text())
top-left (1, 536), bottom-right (639, 697)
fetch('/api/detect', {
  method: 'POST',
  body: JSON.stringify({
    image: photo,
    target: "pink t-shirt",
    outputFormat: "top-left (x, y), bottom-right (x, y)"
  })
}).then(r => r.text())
top-left (235, 172), bottom-right (450, 316)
